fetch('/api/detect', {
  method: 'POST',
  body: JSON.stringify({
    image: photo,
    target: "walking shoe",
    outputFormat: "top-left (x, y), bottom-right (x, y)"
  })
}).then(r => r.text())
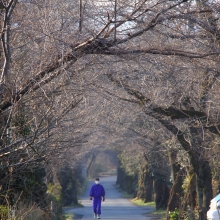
top-left (97, 215), bottom-right (100, 219)
top-left (94, 213), bottom-right (97, 218)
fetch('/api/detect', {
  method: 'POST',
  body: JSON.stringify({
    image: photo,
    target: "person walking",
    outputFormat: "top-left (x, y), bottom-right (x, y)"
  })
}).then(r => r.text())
top-left (89, 177), bottom-right (105, 219)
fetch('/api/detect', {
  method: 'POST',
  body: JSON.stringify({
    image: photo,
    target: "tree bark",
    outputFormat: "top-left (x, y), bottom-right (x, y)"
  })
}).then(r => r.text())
top-left (137, 162), bottom-right (153, 202)
top-left (162, 122), bottom-right (213, 220)
top-left (86, 153), bottom-right (96, 177)
top-left (154, 177), bottom-right (169, 210)
top-left (180, 170), bottom-right (196, 220)
top-left (167, 150), bottom-right (184, 212)
top-left (195, 161), bottom-right (213, 220)
top-left (116, 165), bottom-right (137, 196)
top-left (79, 0), bottom-right (83, 32)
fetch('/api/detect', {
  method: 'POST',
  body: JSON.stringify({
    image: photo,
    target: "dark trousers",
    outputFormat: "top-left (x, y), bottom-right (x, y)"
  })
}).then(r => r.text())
top-left (93, 197), bottom-right (102, 214)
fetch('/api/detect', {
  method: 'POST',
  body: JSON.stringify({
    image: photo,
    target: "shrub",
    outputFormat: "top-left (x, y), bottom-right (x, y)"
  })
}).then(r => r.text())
top-left (0, 206), bottom-right (8, 219)
top-left (169, 208), bottom-right (179, 220)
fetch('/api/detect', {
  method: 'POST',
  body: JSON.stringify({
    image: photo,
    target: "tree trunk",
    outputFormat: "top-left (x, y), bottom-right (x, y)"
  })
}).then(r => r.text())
top-left (137, 162), bottom-right (153, 202)
top-left (159, 121), bottom-right (213, 219)
top-left (167, 150), bottom-right (184, 212)
top-left (116, 165), bottom-right (137, 196)
top-left (167, 169), bottom-right (185, 212)
top-left (145, 175), bottom-right (153, 202)
top-left (212, 178), bottom-right (220, 196)
top-left (188, 128), bottom-right (213, 220)
top-left (116, 165), bottom-right (123, 186)
top-left (86, 153), bottom-right (96, 177)
top-left (79, 0), bottom-right (83, 32)
top-left (195, 160), bottom-right (213, 220)
top-left (154, 177), bottom-right (169, 209)
top-left (178, 169), bottom-right (196, 220)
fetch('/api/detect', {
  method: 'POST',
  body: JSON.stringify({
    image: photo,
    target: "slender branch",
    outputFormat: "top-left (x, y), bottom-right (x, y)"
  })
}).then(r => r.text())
top-left (0, 0), bottom-right (17, 83)
top-left (105, 90), bottom-right (140, 104)
top-left (0, 2), bottom-right (6, 9)
top-left (0, 97), bottom-right (83, 158)
top-left (106, 74), bottom-right (203, 125)
top-left (103, 48), bottom-right (219, 58)
top-left (0, 0), bottom-right (216, 113)
top-left (157, 119), bottom-right (192, 153)
top-left (79, 0), bottom-right (83, 32)
top-left (104, 0), bottom-right (155, 38)
top-left (114, 0), bottom-right (188, 45)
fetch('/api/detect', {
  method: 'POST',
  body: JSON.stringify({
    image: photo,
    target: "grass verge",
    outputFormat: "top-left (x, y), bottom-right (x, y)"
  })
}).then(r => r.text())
top-left (151, 209), bottom-right (167, 219)
top-left (62, 213), bottom-right (74, 220)
top-left (131, 198), bottom-right (166, 219)
top-left (63, 203), bottom-right (84, 209)
top-left (115, 186), bottom-right (167, 219)
top-left (62, 212), bottom-right (84, 220)
top-left (131, 198), bottom-right (155, 206)
top-left (62, 203), bottom-right (84, 220)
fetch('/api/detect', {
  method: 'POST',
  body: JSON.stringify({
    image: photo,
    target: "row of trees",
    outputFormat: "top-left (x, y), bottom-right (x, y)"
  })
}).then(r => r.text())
top-left (0, 0), bottom-right (220, 219)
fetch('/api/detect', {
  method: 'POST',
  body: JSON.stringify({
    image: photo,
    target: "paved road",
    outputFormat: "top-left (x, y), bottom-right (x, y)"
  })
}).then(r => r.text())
top-left (64, 176), bottom-right (155, 219)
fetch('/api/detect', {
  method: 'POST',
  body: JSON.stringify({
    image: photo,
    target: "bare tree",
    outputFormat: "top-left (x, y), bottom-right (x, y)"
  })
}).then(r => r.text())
top-left (0, 0), bottom-right (220, 219)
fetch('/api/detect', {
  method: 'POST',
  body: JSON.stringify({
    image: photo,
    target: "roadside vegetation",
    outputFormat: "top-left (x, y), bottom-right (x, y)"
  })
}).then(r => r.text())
top-left (131, 199), bottom-right (155, 207)
top-left (132, 198), bottom-right (166, 219)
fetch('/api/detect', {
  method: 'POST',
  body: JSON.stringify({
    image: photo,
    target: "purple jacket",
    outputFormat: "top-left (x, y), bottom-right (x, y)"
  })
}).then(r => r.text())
top-left (89, 184), bottom-right (105, 198)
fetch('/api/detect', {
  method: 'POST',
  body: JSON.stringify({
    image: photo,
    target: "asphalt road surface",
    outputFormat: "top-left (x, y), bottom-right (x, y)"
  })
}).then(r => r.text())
top-left (64, 176), bottom-right (155, 219)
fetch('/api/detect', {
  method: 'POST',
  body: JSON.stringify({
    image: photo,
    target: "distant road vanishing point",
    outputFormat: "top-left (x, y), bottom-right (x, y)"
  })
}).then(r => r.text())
top-left (63, 175), bottom-right (155, 219)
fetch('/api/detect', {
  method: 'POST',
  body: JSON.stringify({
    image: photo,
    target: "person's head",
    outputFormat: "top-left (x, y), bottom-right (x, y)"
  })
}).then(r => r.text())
top-left (95, 178), bottom-right (100, 184)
